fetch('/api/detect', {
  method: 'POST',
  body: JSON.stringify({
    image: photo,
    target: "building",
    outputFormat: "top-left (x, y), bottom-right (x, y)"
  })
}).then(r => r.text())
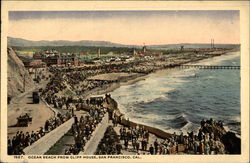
top-left (23, 59), bottom-right (46, 68)
top-left (33, 50), bottom-right (78, 67)
top-left (79, 52), bottom-right (89, 56)
top-left (43, 55), bottom-right (78, 66)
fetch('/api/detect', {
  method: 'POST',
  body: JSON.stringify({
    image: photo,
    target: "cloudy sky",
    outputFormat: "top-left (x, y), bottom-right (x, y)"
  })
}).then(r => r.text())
top-left (8, 10), bottom-right (240, 45)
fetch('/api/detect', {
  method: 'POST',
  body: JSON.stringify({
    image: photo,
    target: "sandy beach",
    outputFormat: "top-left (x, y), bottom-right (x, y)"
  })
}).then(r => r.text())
top-left (85, 50), bottom-right (240, 99)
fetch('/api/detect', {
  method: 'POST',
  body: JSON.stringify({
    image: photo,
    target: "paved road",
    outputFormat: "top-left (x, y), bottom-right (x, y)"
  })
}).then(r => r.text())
top-left (7, 70), bottom-right (55, 138)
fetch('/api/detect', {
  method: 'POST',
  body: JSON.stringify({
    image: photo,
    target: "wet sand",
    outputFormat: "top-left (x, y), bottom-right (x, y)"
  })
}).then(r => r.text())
top-left (80, 73), bottom-right (148, 98)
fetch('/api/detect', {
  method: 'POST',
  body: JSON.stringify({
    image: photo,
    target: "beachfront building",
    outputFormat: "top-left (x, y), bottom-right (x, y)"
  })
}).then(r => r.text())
top-left (43, 54), bottom-right (78, 66)
top-left (33, 50), bottom-right (78, 67)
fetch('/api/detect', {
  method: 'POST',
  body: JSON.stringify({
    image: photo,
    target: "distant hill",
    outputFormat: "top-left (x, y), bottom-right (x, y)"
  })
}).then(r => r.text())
top-left (7, 37), bottom-right (130, 47)
top-left (8, 37), bottom-right (240, 49)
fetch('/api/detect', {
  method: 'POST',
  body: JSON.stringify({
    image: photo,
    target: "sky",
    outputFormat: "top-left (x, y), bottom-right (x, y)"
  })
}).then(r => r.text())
top-left (8, 10), bottom-right (240, 45)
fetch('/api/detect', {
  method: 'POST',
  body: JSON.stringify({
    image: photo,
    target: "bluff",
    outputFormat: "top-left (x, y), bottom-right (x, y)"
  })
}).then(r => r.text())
top-left (7, 47), bottom-right (34, 97)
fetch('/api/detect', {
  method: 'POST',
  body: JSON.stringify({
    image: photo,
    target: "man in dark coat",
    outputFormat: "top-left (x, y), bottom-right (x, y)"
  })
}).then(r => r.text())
top-left (124, 138), bottom-right (129, 150)
top-left (154, 139), bottom-right (159, 154)
top-left (149, 144), bottom-right (154, 155)
top-left (116, 143), bottom-right (122, 154)
top-left (74, 115), bottom-right (78, 124)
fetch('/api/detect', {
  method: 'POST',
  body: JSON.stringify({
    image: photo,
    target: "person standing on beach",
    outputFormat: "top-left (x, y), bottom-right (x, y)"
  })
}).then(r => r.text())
top-left (199, 141), bottom-right (205, 154)
top-left (204, 142), bottom-right (210, 155)
top-left (136, 140), bottom-right (140, 152)
top-left (119, 127), bottom-right (124, 141)
top-left (132, 138), bottom-right (136, 151)
top-left (124, 138), bottom-right (129, 150)
top-left (141, 138), bottom-right (147, 151)
top-left (145, 131), bottom-right (149, 142)
top-left (149, 144), bottom-right (154, 155)
top-left (193, 138), bottom-right (199, 154)
top-left (179, 132), bottom-right (184, 144)
top-left (154, 139), bottom-right (159, 154)
top-left (116, 143), bottom-right (122, 155)
top-left (74, 115), bottom-right (78, 124)
top-left (145, 138), bottom-right (148, 151)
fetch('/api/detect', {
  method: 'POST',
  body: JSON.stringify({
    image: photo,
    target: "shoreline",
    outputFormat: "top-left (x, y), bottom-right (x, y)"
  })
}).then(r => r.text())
top-left (81, 73), bottom-right (148, 99)
top-left (89, 50), bottom-right (240, 135)
top-left (90, 50), bottom-right (240, 97)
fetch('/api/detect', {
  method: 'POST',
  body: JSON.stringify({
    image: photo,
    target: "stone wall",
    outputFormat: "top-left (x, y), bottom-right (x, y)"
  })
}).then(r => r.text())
top-left (23, 118), bottom-right (74, 155)
top-left (105, 96), bottom-right (172, 140)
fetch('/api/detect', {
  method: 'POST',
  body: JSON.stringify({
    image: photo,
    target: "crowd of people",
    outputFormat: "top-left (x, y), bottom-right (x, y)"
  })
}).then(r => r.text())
top-left (146, 118), bottom-right (226, 155)
top-left (119, 126), bottom-right (150, 153)
top-left (40, 53), bottom-right (213, 108)
top-left (64, 104), bottom-right (107, 155)
top-left (95, 118), bottom-right (228, 155)
top-left (95, 126), bottom-right (121, 155)
top-left (8, 111), bottom-right (73, 155)
top-left (42, 56), bottom-right (186, 100)
top-left (44, 112), bottom-right (73, 132)
top-left (73, 80), bottom-right (114, 96)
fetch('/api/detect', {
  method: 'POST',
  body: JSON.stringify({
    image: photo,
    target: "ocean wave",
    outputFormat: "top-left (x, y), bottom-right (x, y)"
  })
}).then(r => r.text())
top-left (179, 121), bottom-right (201, 134)
top-left (228, 115), bottom-right (241, 122)
top-left (113, 84), bottom-right (175, 108)
top-left (172, 73), bottom-right (198, 79)
top-left (109, 51), bottom-right (240, 136)
top-left (203, 76), bottom-right (216, 80)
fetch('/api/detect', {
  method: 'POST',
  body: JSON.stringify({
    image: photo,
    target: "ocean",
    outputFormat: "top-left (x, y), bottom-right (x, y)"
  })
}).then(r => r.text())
top-left (110, 51), bottom-right (241, 136)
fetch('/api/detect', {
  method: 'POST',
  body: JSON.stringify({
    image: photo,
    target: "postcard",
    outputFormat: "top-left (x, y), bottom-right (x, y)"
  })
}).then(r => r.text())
top-left (1, 1), bottom-right (249, 163)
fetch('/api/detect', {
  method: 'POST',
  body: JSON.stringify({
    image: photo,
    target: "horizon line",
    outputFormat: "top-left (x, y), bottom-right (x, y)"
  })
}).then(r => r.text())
top-left (7, 36), bottom-right (240, 46)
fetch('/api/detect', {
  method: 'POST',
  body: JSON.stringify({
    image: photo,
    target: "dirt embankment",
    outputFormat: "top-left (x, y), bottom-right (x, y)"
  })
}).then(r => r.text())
top-left (7, 47), bottom-right (34, 97)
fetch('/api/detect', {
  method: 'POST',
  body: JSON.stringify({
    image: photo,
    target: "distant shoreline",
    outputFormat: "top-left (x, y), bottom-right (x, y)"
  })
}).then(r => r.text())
top-left (88, 50), bottom-right (240, 98)
top-left (88, 50), bottom-right (240, 134)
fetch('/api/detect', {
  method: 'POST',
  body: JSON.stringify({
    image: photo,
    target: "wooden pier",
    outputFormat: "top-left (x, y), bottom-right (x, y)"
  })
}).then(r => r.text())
top-left (166, 64), bottom-right (240, 70)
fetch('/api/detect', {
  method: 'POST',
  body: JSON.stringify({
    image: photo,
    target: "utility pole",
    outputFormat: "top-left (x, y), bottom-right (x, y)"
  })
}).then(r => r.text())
top-left (97, 48), bottom-right (101, 58)
top-left (211, 39), bottom-right (215, 49)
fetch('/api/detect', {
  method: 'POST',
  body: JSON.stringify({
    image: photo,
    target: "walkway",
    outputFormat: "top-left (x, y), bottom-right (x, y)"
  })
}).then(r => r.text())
top-left (79, 113), bottom-right (110, 155)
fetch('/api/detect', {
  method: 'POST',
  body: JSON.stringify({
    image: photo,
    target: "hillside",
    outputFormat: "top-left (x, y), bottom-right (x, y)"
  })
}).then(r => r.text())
top-left (7, 37), bottom-right (129, 47)
top-left (8, 37), bottom-right (240, 50)
top-left (7, 47), bottom-right (34, 97)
